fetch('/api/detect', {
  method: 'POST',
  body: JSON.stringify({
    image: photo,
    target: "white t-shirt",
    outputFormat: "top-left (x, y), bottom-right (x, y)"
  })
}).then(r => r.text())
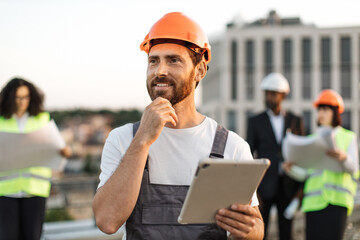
top-left (98, 117), bottom-right (259, 206)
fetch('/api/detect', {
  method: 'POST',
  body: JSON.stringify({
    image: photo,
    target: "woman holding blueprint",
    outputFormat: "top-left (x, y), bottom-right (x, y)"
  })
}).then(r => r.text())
top-left (0, 78), bottom-right (71, 240)
top-left (283, 89), bottom-right (359, 240)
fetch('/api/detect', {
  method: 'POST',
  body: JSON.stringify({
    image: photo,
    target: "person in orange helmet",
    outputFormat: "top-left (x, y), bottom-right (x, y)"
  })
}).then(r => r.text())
top-left (283, 89), bottom-right (359, 240)
top-left (93, 12), bottom-right (264, 239)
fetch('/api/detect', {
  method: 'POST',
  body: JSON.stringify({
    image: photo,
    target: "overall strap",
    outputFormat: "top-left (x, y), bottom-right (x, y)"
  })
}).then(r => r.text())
top-left (209, 124), bottom-right (229, 159)
top-left (133, 121), bottom-right (141, 137)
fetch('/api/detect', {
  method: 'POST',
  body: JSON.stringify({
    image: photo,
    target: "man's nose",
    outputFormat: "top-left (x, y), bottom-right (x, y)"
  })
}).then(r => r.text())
top-left (155, 61), bottom-right (168, 77)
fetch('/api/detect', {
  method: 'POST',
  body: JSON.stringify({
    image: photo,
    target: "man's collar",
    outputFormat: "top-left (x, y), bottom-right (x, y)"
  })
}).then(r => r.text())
top-left (266, 109), bottom-right (286, 117)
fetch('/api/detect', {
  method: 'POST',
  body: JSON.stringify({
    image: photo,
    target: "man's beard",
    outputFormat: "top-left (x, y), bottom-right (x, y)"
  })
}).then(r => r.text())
top-left (147, 70), bottom-right (195, 106)
top-left (265, 100), bottom-right (278, 111)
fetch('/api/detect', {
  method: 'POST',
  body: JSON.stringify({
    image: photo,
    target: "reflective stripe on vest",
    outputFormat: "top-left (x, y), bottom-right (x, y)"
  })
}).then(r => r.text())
top-left (0, 167), bottom-right (52, 197)
top-left (302, 127), bottom-right (357, 215)
top-left (0, 112), bottom-right (52, 197)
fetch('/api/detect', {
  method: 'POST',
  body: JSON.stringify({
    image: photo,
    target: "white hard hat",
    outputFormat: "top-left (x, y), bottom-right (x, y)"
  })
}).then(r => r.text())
top-left (260, 72), bottom-right (290, 94)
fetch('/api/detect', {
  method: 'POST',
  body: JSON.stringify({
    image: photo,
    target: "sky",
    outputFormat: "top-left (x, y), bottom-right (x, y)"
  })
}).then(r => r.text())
top-left (1, 0), bottom-right (360, 110)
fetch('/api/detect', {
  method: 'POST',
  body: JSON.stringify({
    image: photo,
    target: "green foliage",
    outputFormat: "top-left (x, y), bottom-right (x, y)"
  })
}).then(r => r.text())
top-left (83, 154), bottom-right (100, 174)
top-left (45, 208), bottom-right (73, 222)
top-left (113, 109), bottom-right (142, 127)
top-left (49, 108), bottom-right (142, 128)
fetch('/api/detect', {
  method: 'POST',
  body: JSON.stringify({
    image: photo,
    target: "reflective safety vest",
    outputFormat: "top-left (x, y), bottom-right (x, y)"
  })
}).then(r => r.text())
top-left (302, 127), bottom-right (358, 215)
top-left (0, 112), bottom-right (53, 197)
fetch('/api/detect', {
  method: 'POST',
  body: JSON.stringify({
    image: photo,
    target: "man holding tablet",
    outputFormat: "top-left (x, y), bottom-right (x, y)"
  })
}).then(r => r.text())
top-left (93, 12), bottom-right (264, 239)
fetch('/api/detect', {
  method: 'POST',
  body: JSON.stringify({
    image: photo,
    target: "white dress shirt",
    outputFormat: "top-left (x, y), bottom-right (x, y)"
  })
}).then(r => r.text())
top-left (267, 109), bottom-right (285, 144)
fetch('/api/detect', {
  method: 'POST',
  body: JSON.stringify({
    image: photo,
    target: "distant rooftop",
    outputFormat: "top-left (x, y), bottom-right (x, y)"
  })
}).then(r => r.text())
top-left (227, 10), bottom-right (305, 28)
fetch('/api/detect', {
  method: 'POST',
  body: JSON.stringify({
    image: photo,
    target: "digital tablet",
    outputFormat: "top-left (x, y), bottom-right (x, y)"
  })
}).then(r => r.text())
top-left (177, 158), bottom-right (270, 224)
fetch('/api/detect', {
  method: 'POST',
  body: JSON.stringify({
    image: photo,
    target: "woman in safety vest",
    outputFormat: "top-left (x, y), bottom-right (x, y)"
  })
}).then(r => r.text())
top-left (283, 89), bottom-right (359, 240)
top-left (0, 78), bottom-right (72, 240)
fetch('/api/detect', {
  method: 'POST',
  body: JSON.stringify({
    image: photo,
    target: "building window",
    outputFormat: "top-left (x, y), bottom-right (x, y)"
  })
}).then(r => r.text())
top-left (246, 40), bottom-right (254, 100)
top-left (264, 39), bottom-right (273, 75)
top-left (227, 110), bottom-right (237, 132)
top-left (283, 39), bottom-right (292, 98)
top-left (341, 111), bottom-right (351, 130)
top-left (303, 110), bottom-right (312, 135)
top-left (340, 37), bottom-right (351, 99)
top-left (321, 37), bottom-right (331, 89)
top-left (231, 40), bottom-right (237, 100)
top-left (215, 109), bottom-right (222, 125)
top-left (302, 38), bottom-right (312, 99)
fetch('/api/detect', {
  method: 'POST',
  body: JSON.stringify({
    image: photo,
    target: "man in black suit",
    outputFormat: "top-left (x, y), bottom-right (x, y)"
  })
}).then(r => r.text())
top-left (247, 73), bottom-right (305, 240)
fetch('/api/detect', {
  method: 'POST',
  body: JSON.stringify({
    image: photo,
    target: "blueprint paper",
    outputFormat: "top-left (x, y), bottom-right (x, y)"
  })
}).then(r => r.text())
top-left (0, 120), bottom-right (66, 172)
top-left (282, 128), bottom-right (343, 172)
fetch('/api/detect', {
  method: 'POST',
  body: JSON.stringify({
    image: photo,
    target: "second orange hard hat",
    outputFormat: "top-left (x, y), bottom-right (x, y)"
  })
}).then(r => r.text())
top-left (140, 12), bottom-right (211, 64)
top-left (313, 89), bottom-right (344, 114)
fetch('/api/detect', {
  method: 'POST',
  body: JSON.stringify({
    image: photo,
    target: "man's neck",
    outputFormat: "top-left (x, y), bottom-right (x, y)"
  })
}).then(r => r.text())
top-left (269, 106), bottom-right (282, 116)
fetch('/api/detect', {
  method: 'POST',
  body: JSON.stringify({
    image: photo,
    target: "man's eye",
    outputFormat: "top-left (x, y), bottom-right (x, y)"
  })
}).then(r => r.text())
top-left (149, 59), bottom-right (157, 64)
top-left (170, 58), bottom-right (179, 63)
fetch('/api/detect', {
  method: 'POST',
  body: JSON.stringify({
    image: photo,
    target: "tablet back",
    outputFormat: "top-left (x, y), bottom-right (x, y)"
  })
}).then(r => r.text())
top-left (178, 158), bottom-right (270, 224)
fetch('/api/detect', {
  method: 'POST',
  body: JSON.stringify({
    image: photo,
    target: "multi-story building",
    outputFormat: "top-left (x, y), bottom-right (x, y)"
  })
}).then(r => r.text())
top-left (200, 10), bottom-right (360, 137)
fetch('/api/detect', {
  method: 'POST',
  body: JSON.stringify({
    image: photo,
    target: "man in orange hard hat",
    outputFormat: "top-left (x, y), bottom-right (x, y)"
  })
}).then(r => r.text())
top-left (93, 12), bottom-right (264, 239)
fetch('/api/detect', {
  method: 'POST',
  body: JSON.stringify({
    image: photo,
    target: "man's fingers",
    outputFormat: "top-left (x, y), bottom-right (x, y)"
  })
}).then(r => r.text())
top-left (144, 98), bottom-right (177, 123)
top-left (169, 108), bottom-right (178, 124)
top-left (215, 210), bottom-right (253, 238)
top-left (216, 206), bottom-right (257, 239)
top-left (215, 218), bottom-right (250, 239)
top-left (137, 97), bottom-right (179, 144)
top-left (152, 102), bottom-right (178, 126)
top-left (152, 98), bottom-right (178, 125)
top-left (165, 114), bottom-right (177, 127)
top-left (230, 204), bottom-right (256, 215)
top-left (217, 206), bottom-right (255, 222)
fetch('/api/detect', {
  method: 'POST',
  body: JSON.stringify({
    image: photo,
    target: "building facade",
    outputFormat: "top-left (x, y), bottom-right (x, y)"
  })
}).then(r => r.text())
top-left (200, 10), bottom-right (360, 138)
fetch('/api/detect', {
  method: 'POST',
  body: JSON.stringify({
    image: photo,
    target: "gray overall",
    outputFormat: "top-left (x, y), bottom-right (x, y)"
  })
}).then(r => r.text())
top-left (125, 122), bottom-right (228, 240)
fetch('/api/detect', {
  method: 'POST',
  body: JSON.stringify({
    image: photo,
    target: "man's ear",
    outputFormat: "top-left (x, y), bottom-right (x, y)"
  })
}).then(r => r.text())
top-left (195, 60), bottom-right (207, 83)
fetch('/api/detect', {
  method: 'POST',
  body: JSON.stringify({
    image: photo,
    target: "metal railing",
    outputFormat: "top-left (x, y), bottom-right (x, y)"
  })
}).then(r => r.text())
top-left (46, 175), bottom-right (99, 223)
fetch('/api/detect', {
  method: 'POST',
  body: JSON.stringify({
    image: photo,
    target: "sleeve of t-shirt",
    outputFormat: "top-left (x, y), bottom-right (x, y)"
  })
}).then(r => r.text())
top-left (226, 131), bottom-right (259, 207)
top-left (97, 123), bottom-right (133, 189)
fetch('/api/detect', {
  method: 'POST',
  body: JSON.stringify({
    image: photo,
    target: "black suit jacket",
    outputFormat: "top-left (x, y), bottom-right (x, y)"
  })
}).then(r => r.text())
top-left (247, 111), bottom-right (305, 200)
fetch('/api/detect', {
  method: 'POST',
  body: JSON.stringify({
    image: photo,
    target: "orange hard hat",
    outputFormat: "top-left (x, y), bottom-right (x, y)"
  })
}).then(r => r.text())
top-left (313, 89), bottom-right (344, 114)
top-left (140, 12), bottom-right (211, 64)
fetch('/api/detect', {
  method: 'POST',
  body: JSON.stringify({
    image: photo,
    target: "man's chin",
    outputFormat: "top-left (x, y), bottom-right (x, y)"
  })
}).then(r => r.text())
top-left (150, 93), bottom-right (172, 102)
top-left (266, 103), bottom-right (276, 110)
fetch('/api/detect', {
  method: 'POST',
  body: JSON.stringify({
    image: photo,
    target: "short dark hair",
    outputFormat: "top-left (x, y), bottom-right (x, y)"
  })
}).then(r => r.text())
top-left (187, 49), bottom-right (204, 89)
top-left (317, 104), bottom-right (342, 127)
top-left (0, 77), bottom-right (45, 119)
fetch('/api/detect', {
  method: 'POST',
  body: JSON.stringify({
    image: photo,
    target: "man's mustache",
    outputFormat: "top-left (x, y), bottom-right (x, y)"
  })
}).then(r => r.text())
top-left (151, 77), bottom-right (175, 86)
